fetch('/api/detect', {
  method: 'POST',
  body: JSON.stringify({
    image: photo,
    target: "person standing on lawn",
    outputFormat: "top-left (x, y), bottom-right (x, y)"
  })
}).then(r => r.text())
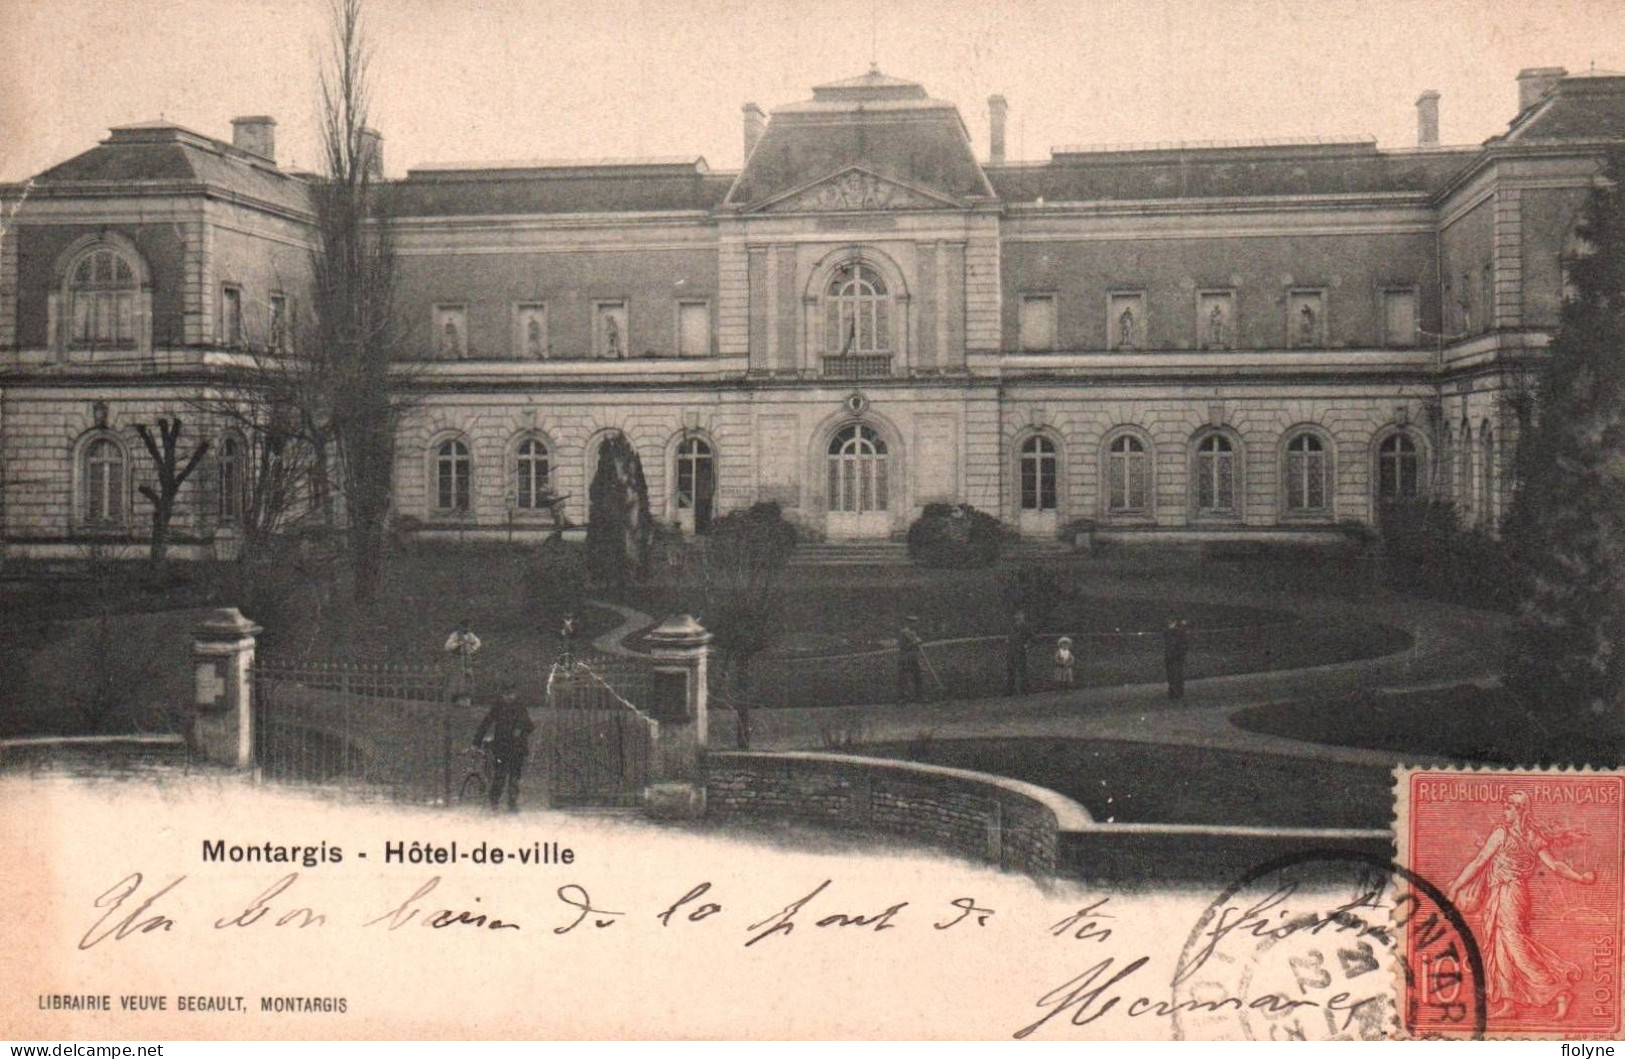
top-left (1163, 618), bottom-right (1190, 701)
top-left (444, 618), bottom-right (481, 708)
top-left (472, 688), bottom-right (534, 812)
top-left (897, 615), bottom-right (925, 704)
top-left (1006, 609), bottom-right (1032, 696)
top-left (1053, 636), bottom-right (1076, 689)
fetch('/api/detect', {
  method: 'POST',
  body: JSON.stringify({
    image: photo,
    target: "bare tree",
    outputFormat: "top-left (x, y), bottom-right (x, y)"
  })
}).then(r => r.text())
top-left (134, 417), bottom-right (209, 568)
top-left (314, 0), bottom-right (402, 603)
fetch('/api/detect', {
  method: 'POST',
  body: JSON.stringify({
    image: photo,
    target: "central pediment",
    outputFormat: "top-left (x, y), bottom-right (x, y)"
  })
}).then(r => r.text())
top-left (754, 166), bottom-right (963, 213)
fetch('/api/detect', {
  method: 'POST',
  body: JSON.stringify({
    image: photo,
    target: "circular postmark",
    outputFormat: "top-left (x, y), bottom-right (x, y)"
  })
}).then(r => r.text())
top-left (1170, 850), bottom-right (1486, 1041)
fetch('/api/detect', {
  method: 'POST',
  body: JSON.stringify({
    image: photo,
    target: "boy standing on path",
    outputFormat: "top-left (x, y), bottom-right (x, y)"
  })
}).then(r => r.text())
top-left (444, 619), bottom-right (481, 708)
top-left (1006, 610), bottom-right (1032, 696)
top-left (897, 615), bottom-right (925, 704)
top-left (1164, 618), bottom-right (1190, 701)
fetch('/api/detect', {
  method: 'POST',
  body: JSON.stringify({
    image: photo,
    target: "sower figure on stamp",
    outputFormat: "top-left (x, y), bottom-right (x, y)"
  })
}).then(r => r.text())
top-left (1005, 610), bottom-right (1032, 696)
top-left (1446, 790), bottom-right (1597, 1019)
top-left (897, 615), bottom-right (924, 705)
top-left (1163, 618), bottom-right (1190, 701)
top-left (472, 688), bottom-right (535, 813)
top-left (444, 618), bottom-right (481, 708)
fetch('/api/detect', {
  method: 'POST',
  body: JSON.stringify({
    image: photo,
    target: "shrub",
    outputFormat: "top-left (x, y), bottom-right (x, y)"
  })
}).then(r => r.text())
top-left (907, 503), bottom-right (1005, 567)
top-left (525, 539), bottom-right (589, 627)
top-left (586, 432), bottom-right (653, 588)
top-left (1377, 499), bottom-right (1520, 611)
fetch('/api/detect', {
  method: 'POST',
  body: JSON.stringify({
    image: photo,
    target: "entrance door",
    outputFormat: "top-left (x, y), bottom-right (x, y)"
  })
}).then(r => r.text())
top-left (826, 423), bottom-right (891, 538)
top-left (675, 437), bottom-right (714, 534)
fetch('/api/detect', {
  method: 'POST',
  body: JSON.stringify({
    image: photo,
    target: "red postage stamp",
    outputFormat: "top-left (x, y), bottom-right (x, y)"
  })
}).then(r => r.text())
top-left (1397, 767), bottom-right (1623, 1038)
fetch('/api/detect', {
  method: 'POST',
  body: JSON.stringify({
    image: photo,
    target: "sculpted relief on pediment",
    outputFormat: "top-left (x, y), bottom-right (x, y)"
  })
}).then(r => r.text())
top-left (765, 169), bottom-right (947, 213)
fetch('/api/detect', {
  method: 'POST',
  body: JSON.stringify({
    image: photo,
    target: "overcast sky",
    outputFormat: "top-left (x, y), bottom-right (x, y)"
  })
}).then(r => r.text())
top-left (3, 0), bottom-right (1624, 183)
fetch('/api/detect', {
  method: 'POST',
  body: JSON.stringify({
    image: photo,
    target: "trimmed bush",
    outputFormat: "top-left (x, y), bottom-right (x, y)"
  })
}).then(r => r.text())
top-left (1377, 499), bottom-right (1520, 611)
top-left (907, 503), bottom-right (1005, 568)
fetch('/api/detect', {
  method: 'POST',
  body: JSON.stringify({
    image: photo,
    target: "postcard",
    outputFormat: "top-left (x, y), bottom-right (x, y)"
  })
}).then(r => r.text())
top-left (2, 0), bottom-right (1622, 1042)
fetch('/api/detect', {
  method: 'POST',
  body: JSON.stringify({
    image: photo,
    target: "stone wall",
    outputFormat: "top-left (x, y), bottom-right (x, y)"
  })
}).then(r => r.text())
top-left (706, 750), bottom-right (1094, 877)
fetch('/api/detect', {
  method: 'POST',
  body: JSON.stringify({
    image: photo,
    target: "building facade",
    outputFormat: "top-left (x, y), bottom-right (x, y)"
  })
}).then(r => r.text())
top-left (2, 67), bottom-right (1621, 556)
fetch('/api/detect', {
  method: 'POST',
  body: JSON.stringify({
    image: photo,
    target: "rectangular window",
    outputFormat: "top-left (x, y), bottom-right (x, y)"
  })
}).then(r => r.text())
top-left (1197, 291), bottom-right (1236, 350)
top-left (435, 304), bottom-right (468, 359)
top-left (222, 286), bottom-right (244, 347)
top-left (677, 301), bottom-right (710, 357)
top-left (1287, 289), bottom-right (1326, 348)
top-left (1108, 292), bottom-right (1146, 350)
top-left (1382, 289), bottom-right (1418, 348)
top-left (1019, 294), bottom-right (1057, 352)
top-left (515, 303), bottom-right (547, 359)
top-left (269, 294), bottom-right (287, 352)
top-left (595, 300), bottom-right (629, 359)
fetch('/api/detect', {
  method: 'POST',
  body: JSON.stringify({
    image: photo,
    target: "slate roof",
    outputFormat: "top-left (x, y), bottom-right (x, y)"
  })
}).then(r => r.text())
top-left (724, 68), bottom-right (994, 208)
top-left (1502, 74), bottom-right (1625, 142)
top-left (390, 161), bottom-right (733, 216)
top-left (989, 141), bottom-right (1481, 203)
top-left (33, 122), bottom-right (313, 214)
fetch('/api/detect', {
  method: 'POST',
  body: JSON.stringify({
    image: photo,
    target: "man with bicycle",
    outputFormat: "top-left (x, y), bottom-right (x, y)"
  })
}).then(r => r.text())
top-left (472, 688), bottom-right (535, 812)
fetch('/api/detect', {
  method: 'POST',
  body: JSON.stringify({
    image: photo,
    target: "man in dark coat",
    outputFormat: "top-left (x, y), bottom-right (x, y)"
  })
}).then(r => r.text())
top-left (897, 615), bottom-right (924, 704)
top-left (1164, 619), bottom-right (1191, 701)
top-left (1006, 610), bottom-right (1032, 696)
top-left (472, 690), bottom-right (535, 812)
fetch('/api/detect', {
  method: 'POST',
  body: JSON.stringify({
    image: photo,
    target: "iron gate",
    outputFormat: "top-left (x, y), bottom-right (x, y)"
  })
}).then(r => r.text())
top-left (253, 654), bottom-right (656, 809)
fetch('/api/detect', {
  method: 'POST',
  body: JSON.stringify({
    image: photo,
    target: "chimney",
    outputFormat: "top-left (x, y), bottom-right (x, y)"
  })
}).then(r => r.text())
top-left (358, 127), bottom-right (384, 179)
top-left (1415, 90), bottom-right (1440, 148)
top-left (230, 115), bottom-right (276, 163)
top-left (988, 95), bottom-right (1008, 164)
top-left (1517, 66), bottom-right (1567, 113)
top-left (742, 103), bottom-right (766, 162)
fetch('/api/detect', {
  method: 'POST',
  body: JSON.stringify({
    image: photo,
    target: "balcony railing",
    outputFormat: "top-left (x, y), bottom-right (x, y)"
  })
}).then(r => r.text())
top-left (821, 354), bottom-right (893, 380)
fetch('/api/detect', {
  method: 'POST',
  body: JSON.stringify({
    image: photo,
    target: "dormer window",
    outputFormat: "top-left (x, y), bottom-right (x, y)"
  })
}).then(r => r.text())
top-left (68, 248), bottom-right (139, 348)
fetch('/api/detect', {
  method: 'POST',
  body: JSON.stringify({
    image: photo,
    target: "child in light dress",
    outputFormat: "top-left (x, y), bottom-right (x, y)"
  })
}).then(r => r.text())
top-left (1053, 636), bottom-right (1076, 688)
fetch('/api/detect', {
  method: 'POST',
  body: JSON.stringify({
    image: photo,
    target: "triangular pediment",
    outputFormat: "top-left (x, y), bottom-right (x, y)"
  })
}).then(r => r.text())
top-left (753, 166), bottom-right (963, 213)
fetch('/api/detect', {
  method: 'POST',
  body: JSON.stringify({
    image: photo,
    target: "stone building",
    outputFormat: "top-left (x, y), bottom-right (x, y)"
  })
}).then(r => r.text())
top-left (2, 66), bottom-right (1621, 557)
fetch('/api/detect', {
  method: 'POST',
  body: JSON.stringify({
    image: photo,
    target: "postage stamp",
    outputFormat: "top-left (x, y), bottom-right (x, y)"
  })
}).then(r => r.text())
top-left (1395, 766), bottom-right (1624, 1039)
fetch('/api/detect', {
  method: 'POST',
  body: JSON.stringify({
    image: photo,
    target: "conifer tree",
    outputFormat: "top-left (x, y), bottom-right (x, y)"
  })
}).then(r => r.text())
top-left (1503, 148), bottom-right (1625, 721)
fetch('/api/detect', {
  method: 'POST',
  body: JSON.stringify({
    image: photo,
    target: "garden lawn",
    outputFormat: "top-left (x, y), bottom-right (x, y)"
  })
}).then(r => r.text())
top-left (1233, 685), bottom-right (1623, 766)
top-left (856, 737), bottom-right (1392, 829)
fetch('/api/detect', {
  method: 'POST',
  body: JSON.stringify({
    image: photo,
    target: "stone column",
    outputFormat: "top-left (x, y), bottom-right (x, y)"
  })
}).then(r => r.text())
top-left (191, 607), bottom-right (261, 769)
top-left (643, 613), bottom-right (711, 819)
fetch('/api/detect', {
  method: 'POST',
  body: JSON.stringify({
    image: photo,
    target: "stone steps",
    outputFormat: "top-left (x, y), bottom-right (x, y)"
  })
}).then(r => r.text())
top-left (789, 542), bottom-right (911, 567)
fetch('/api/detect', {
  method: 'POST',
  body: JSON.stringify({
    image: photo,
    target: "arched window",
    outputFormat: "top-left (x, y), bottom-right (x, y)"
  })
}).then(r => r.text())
top-left (1284, 432), bottom-right (1328, 513)
top-left (1019, 435), bottom-right (1058, 511)
top-left (1106, 434), bottom-right (1150, 513)
top-left (1461, 422), bottom-right (1477, 516)
top-left (68, 247), bottom-right (139, 347)
top-left (675, 437), bottom-right (714, 512)
top-left (218, 433), bottom-right (245, 522)
top-left (1481, 425), bottom-right (1496, 528)
top-left (825, 263), bottom-right (890, 355)
top-left (81, 436), bottom-right (127, 526)
top-left (434, 438), bottom-right (472, 513)
top-left (513, 438), bottom-right (550, 511)
top-left (827, 424), bottom-right (888, 513)
top-left (1194, 434), bottom-right (1237, 514)
top-left (1377, 433), bottom-right (1422, 501)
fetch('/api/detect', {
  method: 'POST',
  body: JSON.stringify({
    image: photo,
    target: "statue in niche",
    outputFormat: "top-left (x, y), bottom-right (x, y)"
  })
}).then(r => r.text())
top-left (1118, 307), bottom-right (1137, 349)
top-left (440, 318), bottom-right (462, 358)
top-left (1297, 302), bottom-right (1318, 345)
top-left (604, 313), bottom-right (623, 359)
top-left (526, 317), bottom-right (544, 358)
top-left (1207, 302), bottom-right (1227, 348)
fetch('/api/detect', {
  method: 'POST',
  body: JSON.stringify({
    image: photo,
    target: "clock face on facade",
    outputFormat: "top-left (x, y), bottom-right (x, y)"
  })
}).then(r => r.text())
top-left (844, 392), bottom-right (868, 416)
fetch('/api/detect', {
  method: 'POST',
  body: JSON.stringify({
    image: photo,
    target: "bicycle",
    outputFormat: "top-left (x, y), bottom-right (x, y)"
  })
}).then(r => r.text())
top-left (457, 743), bottom-right (495, 804)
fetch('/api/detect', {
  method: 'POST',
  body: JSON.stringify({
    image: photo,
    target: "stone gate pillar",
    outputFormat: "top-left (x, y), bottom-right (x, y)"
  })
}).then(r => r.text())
top-left (643, 613), bottom-right (711, 820)
top-left (191, 607), bottom-right (261, 769)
